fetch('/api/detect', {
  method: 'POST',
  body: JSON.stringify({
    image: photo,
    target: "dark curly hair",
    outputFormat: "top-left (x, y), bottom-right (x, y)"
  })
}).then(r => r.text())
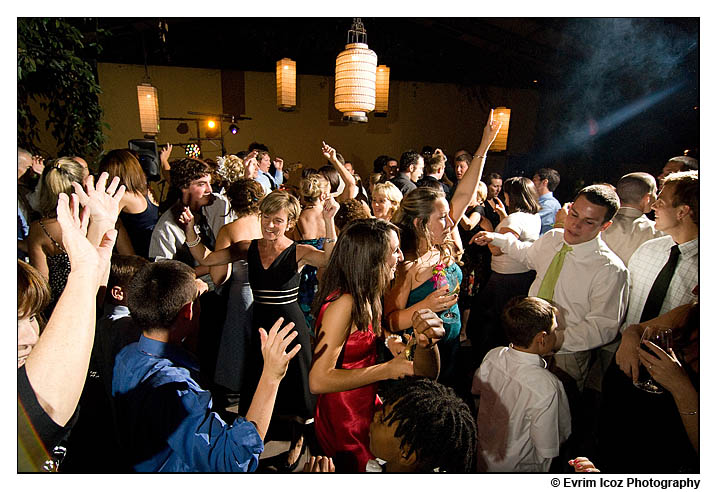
top-left (381, 377), bottom-right (477, 472)
top-left (169, 158), bottom-right (211, 190)
top-left (226, 178), bottom-right (265, 218)
top-left (334, 198), bottom-right (370, 232)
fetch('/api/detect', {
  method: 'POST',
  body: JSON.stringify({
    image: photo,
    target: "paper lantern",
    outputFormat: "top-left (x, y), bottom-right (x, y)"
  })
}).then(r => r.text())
top-left (276, 58), bottom-right (296, 111)
top-left (334, 19), bottom-right (377, 122)
top-left (137, 83), bottom-right (160, 135)
top-left (489, 107), bottom-right (511, 152)
top-left (375, 65), bottom-right (390, 115)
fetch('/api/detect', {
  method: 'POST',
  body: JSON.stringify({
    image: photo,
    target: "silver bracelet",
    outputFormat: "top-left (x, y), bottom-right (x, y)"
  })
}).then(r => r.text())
top-left (679, 409), bottom-right (698, 415)
top-left (186, 235), bottom-right (201, 248)
top-left (473, 154), bottom-right (487, 159)
top-left (324, 237), bottom-right (337, 244)
top-left (384, 334), bottom-right (402, 349)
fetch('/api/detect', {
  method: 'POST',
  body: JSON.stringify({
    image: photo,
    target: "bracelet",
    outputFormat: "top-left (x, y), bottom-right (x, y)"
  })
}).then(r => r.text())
top-left (473, 154), bottom-right (487, 159)
top-left (324, 237), bottom-right (337, 244)
top-left (679, 409), bottom-right (698, 415)
top-left (186, 235), bottom-right (201, 248)
top-left (384, 334), bottom-right (402, 349)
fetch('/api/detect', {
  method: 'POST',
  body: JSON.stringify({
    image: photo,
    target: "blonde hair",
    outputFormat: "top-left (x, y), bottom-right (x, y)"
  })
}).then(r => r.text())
top-left (300, 174), bottom-right (330, 205)
top-left (372, 181), bottom-right (403, 218)
top-left (38, 157), bottom-right (86, 217)
top-left (476, 181), bottom-right (488, 205)
top-left (260, 190), bottom-right (301, 227)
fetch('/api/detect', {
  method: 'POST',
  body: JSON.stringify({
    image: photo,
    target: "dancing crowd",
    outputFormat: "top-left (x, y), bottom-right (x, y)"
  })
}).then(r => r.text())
top-left (17, 111), bottom-right (698, 473)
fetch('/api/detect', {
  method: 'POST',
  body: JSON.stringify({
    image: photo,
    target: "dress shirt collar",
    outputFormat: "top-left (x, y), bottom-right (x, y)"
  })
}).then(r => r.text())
top-left (676, 237), bottom-right (698, 259)
top-left (561, 232), bottom-right (602, 257)
top-left (539, 191), bottom-right (554, 202)
top-left (138, 334), bottom-right (200, 373)
top-left (615, 206), bottom-right (644, 219)
top-left (506, 345), bottom-right (547, 369)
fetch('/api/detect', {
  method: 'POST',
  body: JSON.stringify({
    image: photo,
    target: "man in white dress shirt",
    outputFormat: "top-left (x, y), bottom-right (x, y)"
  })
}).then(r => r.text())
top-left (472, 184), bottom-right (629, 391)
top-left (602, 172), bottom-right (663, 266)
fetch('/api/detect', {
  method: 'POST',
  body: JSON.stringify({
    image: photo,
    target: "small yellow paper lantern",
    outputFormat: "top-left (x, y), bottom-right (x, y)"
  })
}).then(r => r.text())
top-left (137, 83), bottom-right (160, 135)
top-left (489, 107), bottom-right (511, 152)
top-left (375, 65), bottom-right (390, 115)
top-left (276, 58), bottom-right (296, 111)
top-left (334, 18), bottom-right (377, 122)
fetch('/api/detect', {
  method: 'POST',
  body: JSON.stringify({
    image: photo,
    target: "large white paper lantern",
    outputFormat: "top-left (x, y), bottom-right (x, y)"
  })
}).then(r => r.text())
top-left (137, 83), bottom-right (160, 135)
top-left (375, 65), bottom-right (390, 115)
top-left (276, 58), bottom-right (296, 111)
top-left (489, 107), bottom-right (511, 152)
top-left (334, 19), bottom-right (377, 122)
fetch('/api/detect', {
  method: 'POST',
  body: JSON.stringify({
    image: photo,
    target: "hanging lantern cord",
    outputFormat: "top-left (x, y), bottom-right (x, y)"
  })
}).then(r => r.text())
top-left (347, 18), bottom-right (367, 45)
top-left (141, 30), bottom-right (151, 84)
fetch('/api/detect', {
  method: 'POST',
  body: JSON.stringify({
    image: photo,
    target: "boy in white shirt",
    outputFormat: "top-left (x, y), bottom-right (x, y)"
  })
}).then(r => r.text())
top-left (473, 296), bottom-right (571, 472)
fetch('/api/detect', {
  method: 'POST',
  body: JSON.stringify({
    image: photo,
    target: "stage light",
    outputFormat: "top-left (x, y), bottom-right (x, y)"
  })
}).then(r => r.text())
top-left (185, 143), bottom-right (201, 158)
top-left (229, 124), bottom-right (239, 135)
top-left (208, 120), bottom-right (216, 129)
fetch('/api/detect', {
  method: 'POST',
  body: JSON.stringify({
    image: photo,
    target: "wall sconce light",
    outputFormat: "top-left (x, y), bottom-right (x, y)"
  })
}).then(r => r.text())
top-left (334, 18), bottom-right (377, 123)
top-left (489, 107), bottom-right (511, 152)
top-left (276, 58), bottom-right (297, 111)
top-left (375, 65), bottom-right (390, 116)
top-left (137, 82), bottom-right (160, 135)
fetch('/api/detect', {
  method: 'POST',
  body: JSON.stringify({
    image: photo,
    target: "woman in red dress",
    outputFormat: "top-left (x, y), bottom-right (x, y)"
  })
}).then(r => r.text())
top-left (309, 218), bottom-right (443, 472)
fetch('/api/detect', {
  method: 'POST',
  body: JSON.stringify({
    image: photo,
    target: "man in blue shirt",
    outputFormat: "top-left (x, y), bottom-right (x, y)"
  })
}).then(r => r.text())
top-left (532, 168), bottom-right (562, 235)
top-left (112, 260), bottom-right (300, 472)
top-left (254, 150), bottom-right (284, 195)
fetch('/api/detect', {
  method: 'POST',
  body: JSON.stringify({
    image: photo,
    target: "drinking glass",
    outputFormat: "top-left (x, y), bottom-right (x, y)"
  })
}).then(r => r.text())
top-left (633, 326), bottom-right (673, 394)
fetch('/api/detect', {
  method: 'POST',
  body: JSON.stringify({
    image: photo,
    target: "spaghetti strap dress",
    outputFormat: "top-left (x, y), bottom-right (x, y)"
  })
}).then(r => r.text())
top-left (39, 219), bottom-right (71, 315)
top-left (313, 294), bottom-right (380, 473)
top-left (246, 239), bottom-right (315, 421)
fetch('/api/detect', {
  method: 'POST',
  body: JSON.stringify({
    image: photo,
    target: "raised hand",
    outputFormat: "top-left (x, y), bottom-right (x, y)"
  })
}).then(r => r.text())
top-left (159, 143), bottom-right (173, 163)
top-left (322, 196), bottom-right (339, 221)
top-left (56, 192), bottom-right (118, 285)
top-left (31, 155), bottom-right (45, 175)
top-left (490, 197), bottom-right (507, 218)
top-left (72, 171), bottom-right (125, 225)
top-left (554, 202), bottom-right (571, 227)
top-left (478, 108), bottom-right (502, 152)
top-left (272, 157), bottom-right (284, 171)
top-left (177, 206), bottom-right (196, 232)
top-left (259, 317), bottom-right (301, 381)
top-left (321, 141), bottom-right (337, 162)
top-left (243, 156), bottom-right (259, 179)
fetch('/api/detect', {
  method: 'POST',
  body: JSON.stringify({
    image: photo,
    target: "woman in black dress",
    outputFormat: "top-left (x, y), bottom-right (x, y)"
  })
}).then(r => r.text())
top-left (180, 189), bottom-right (338, 470)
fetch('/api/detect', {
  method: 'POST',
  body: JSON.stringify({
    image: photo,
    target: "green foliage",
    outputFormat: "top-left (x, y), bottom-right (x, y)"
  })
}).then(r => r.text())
top-left (18, 18), bottom-right (108, 158)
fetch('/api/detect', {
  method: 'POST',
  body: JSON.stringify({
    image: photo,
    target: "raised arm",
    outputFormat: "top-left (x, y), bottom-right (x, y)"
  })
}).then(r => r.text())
top-left (25, 192), bottom-right (117, 426)
top-left (159, 143), bottom-right (172, 183)
top-left (450, 110), bottom-right (502, 224)
top-left (297, 197), bottom-right (338, 268)
top-left (308, 294), bottom-right (413, 394)
top-left (321, 141), bottom-right (357, 201)
top-left (72, 172), bottom-right (126, 248)
top-left (178, 207), bottom-right (248, 266)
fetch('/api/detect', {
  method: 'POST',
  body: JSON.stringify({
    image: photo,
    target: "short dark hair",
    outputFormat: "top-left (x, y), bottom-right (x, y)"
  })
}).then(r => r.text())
top-left (381, 377), bottom-right (477, 473)
top-left (170, 158), bottom-right (211, 190)
top-left (248, 142), bottom-right (268, 153)
top-left (424, 156), bottom-right (444, 175)
top-left (373, 155), bottom-right (389, 174)
top-left (399, 150), bottom-right (421, 172)
top-left (667, 155), bottom-right (698, 171)
top-left (535, 168), bottom-right (560, 192)
top-left (616, 172), bottom-right (656, 205)
top-left (503, 176), bottom-right (540, 214)
top-left (663, 170), bottom-right (699, 224)
top-left (575, 184), bottom-right (620, 223)
top-left (318, 165), bottom-right (341, 193)
top-left (455, 154), bottom-right (471, 165)
top-left (127, 261), bottom-right (197, 332)
top-left (108, 255), bottom-right (150, 292)
top-left (501, 296), bottom-right (556, 348)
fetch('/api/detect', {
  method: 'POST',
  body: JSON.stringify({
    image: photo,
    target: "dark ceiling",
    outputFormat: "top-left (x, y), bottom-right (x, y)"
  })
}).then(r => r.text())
top-left (91, 17), bottom-right (699, 90)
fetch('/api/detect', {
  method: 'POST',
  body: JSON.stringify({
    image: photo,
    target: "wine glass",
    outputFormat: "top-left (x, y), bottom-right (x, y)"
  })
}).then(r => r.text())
top-left (633, 326), bottom-right (673, 394)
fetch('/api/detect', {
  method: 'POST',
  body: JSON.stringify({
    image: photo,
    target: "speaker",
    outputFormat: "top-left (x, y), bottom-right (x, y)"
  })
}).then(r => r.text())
top-left (128, 139), bottom-right (160, 182)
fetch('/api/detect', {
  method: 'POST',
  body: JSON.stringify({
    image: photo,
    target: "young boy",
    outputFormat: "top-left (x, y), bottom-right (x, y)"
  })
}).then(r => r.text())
top-left (472, 296), bottom-right (571, 472)
top-left (367, 377), bottom-right (477, 473)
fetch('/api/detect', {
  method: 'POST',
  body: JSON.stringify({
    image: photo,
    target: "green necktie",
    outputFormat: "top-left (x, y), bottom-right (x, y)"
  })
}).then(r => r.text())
top-left (537, 243), bottom-right (572, 301)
